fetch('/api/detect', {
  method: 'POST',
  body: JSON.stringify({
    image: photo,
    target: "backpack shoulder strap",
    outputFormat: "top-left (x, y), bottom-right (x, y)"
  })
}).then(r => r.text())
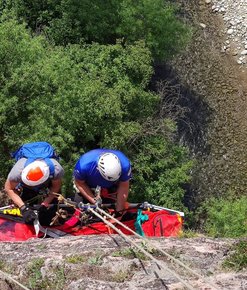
top-left (44, 158), bottom-right (55, 177)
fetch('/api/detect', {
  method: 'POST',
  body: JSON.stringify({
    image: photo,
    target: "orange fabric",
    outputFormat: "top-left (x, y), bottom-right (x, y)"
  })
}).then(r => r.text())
top-left (26, 166), bottom-right (44, 181)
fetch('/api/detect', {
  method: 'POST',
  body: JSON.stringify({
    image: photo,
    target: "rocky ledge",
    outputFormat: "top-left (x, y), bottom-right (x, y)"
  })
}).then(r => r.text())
top-left (0, 236), bottom-right (246, 290)
top-left (205, 0), bottom-right (247, 67)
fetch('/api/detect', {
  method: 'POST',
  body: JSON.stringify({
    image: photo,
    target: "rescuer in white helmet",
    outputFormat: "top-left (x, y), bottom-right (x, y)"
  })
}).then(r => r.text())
top-left (73, 149), bottom-right (132, 215)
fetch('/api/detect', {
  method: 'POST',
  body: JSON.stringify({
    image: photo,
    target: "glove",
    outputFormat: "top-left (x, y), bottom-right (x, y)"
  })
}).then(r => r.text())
top-left (20, 205), bottom-right (37, 224)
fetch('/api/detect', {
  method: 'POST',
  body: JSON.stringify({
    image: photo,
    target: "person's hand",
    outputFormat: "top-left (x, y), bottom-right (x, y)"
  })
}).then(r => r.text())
top-left (20, 205), bottom-right (37, 224)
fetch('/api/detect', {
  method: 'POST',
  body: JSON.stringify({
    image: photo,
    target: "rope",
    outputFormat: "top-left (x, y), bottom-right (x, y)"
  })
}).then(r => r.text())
top-left (96, 207), bottom-right (220, 290)
top-left (88, 207), bottom-right (196, 290)
top-left (0, 269), bottom-right (30, 290)
top-left (52, 193), bottom-right (219, 290)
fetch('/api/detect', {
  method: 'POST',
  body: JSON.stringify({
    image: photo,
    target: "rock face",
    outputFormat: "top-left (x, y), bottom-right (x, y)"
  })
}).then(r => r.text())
top-left (0, 236), bottom-right (246, 289)
top-left (168, 0), bottom-right (247, 202)
top-left (209, 0), bottom-right (247, 66)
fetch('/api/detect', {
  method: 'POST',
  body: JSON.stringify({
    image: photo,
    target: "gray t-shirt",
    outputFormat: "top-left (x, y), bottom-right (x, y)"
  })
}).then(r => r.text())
top-left (7, 158), bottom-right (64, 183)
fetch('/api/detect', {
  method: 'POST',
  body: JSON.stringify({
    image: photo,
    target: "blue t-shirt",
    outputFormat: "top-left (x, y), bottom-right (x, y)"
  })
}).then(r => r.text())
top-left (73, 149), bottom-right (132, 188)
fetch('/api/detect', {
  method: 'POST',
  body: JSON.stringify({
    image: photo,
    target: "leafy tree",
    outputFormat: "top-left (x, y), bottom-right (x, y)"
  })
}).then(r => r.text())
top-left (204, 196), bottom-right (247, 238)
top-left (117, 0), bottom-right (191, 59)
top-left (129, 133), bottom-right (192, 212)
top-left (0, 0), bottom-right (191, 60)
top-left (223, 241), bottom-right (247, 271)
top-left (0, 19), bottom-right (192, 205)
top-left (47, 0), bottom-right (121, 45)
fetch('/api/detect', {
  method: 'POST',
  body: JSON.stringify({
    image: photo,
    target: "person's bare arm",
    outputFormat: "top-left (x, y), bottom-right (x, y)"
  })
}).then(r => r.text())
top-left (116, 180), bottom-right (129, 212)
top-left (4, 179), bottom-right (25, 208)
top-left (74, 179), bottom-right (96, 204)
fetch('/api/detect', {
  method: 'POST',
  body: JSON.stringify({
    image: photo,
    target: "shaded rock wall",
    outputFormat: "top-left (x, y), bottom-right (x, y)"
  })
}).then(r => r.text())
top-left (166, 0), bottom-right (247, 203)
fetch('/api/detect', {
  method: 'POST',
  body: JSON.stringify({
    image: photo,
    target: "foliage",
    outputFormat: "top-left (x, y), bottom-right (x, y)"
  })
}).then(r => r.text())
top-left (26, 258), bottom-right (66, 290)
top-left (130, 134), bottom-right (193, 213)
top-left (88, 253), bottom-right (104, 265)
top-left (223, 240), bottom-right (247, 271)
top-left (111, 270), bottom-right (130, 283)
top-left (0, 0), bottom-right (191, 60)
top-left (65, 254), bottom-right (85, 264)
top-left (112, 247), bottom-right (148, 260)
top-left (0, 18), bottom-right (192, 209)
top-left (0, 259), bottom-right (4, 269)
top-left (51, 265), bottom-right (66, 290)
top-left (203, 196), bottom-right (247, 238)
top-left (0, 19), bottom-right (153, 189)
top-left (0, 0), bottom-right (121, 44)
top-left (27, 258), bottom-right (45, 289)
top-left (117, 0), bottom-right (191, 59)
top-left (178, 229), bottom-right (199, 238)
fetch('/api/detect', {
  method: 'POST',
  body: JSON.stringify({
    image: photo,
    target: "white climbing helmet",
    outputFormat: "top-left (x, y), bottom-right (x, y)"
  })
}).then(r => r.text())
top-left (21, 160), bottom-right (50, 186)
top-left (97, 153), bottom-right (122, 181)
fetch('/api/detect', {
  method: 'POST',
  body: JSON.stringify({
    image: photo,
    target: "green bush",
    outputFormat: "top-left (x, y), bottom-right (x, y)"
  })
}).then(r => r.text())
top-left (130, 134), bottom-right (193, 213)
top-left (117, 0), bottom-right (191, 60)
top-left (204, 196), bottom-right (247, 238)
top-left (0, 0), bottom-right (191, 60)
top-left (0, 19), bottom-right (192, 206)
top-left (223, 240), bottom-right (247, 271)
